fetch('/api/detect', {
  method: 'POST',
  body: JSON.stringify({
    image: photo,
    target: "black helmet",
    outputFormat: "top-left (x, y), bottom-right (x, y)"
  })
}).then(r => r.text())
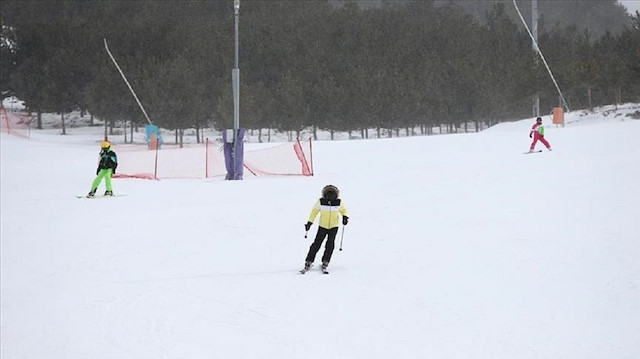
top-left (322, 185), bottom-right (339, 200)
top-left (536, 117), bottom-right (542, 122)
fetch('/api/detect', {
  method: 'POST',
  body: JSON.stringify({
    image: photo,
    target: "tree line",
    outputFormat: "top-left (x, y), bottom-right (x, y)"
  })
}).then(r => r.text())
top-left (1, 0), bottom-right (639, 141)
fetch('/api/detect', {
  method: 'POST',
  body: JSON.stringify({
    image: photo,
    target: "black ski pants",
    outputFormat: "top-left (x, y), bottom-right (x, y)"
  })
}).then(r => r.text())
top-left (305, 226), bottom-right (339, 264)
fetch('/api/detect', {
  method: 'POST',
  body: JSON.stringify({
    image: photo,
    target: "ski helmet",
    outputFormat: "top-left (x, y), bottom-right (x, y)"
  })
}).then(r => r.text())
top-left (536, 117), bottom-right (542, 122)
top-left (101, 141), bottom-right (110, 149)
top-left (322, 185), bottom-right (339, 200)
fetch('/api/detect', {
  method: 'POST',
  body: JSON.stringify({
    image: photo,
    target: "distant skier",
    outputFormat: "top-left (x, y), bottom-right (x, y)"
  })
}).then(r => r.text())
top-left (302, 185), bottom-right (349, 273)
top-left (529, 117), bottom-right (552, 152)
top-left (87, 141), bottom-right (118, 197)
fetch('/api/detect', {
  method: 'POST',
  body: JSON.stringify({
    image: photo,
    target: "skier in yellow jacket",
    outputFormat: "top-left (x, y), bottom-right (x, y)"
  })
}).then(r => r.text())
top-left (302, 185), bottom-right (349, 273)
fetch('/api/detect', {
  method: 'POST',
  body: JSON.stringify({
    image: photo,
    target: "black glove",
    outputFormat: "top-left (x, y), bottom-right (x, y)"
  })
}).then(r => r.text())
top-left (342, 216), bottom-right (349, 225)
top-left (529, 132), bottom-right (533, 138)
top-left (304, 222), bottom-right (312, 231)
top-left (112, 168), bottom-right (116, 175)
top-left (96, 168), bottom-right (100, 175)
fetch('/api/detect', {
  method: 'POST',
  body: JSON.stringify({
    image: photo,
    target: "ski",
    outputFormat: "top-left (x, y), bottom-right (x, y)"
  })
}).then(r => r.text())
top-left (76, 194), bottom-right (127, 199)
top-left (524, 150), bottom-right (543, 154)
top-left (299, 264), bottom-right (314, 274)
top-left (299, 264), bottom-right (330, 274)
top-left (321, 264), bottom-right (329, 274)
top-left (299, 267), bottom-right (329, 274)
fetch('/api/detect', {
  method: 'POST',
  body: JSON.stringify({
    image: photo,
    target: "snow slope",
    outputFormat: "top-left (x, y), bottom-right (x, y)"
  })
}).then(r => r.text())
top-left (2, 104), bottom-right (640, 359)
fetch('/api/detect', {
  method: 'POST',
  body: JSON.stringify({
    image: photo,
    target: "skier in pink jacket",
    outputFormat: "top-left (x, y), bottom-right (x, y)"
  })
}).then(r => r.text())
top-left (529, 117), bottom-right (552, 152)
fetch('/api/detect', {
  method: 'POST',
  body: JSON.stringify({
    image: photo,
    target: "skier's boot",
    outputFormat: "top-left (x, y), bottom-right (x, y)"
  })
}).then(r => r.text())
top-left (104, 190), bottom-right (114, 196)
top-left (321, 262), bottom-right (329, 272)
top-left (87, 189), bottom-right (96, 198)
top-left (304, 261), bottom-right (312, 271)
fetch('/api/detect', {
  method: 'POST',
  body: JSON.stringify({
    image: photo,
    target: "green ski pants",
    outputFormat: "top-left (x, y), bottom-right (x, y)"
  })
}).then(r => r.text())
top-left (91, 168), bottom-right (113, 192)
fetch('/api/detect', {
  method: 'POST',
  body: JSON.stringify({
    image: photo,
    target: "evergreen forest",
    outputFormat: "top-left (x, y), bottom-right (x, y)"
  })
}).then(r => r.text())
top-left (1, 0), bottom-right (639, 140)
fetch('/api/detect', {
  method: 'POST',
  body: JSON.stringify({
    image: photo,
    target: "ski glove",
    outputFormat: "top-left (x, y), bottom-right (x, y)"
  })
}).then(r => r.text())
top-left (96, 168), bottom-right (100, 175)
top-left (342, 216), bottom-right (349, 225)
top-left (305, 222), bottom-right (313, 231)
top-left (529, 132), bottom-right (533, 138)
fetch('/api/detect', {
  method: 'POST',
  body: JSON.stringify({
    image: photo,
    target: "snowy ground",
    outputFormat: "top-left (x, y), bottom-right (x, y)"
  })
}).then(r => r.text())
top-left (2, 104), bottom-right (640, 359)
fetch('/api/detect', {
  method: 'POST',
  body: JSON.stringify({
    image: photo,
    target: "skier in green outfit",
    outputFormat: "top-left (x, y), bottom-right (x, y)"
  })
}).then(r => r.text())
top-left (87, 141), bottom-right (118, 197)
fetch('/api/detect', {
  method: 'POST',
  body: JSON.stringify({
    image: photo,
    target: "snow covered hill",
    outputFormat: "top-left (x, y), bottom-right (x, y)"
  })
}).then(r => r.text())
top-left (2, 104), bottom-right (639, 359)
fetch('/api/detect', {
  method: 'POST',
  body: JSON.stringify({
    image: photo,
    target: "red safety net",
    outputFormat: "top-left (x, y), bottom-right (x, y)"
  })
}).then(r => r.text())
top-left (113, 137), bottom-right (313, 180)
top-left (0, 107), bottom-right (30, 138)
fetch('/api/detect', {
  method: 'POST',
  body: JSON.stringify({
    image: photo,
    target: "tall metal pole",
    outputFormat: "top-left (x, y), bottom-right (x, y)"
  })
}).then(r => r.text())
top-left (232, 0), bottom-right (240, 179)
top-left (104, 39), bottom-right (153, 126)
top-left (513, 0), bottom-right (569, 113)
top-left (532, 0), bottom-right (540, 117)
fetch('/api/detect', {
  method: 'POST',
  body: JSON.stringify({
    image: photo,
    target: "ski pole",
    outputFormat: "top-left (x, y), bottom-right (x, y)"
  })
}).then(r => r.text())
top-left (339, 226), bottom-right (345, 251)
top-left (305, 230), bottom-right (308, 239)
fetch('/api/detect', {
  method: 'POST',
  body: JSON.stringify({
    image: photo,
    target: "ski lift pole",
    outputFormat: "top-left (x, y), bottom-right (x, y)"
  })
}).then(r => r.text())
top-left (512, 0), bottom-right (570, 112)
top-left (103, 38), bottom-right (153, 125)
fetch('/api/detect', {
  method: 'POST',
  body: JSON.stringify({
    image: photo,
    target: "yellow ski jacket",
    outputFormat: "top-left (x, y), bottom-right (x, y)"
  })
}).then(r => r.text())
top-left (308, 198), bottom-right (349, 229)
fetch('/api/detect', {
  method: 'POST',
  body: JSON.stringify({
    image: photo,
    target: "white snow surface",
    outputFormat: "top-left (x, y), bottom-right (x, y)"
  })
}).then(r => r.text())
top-left (2, 104), bottom-right (640, 359)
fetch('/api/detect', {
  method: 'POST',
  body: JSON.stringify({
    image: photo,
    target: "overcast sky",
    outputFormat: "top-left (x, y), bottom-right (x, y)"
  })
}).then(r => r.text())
top-left (620, 0), bottom-right (640, 13)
